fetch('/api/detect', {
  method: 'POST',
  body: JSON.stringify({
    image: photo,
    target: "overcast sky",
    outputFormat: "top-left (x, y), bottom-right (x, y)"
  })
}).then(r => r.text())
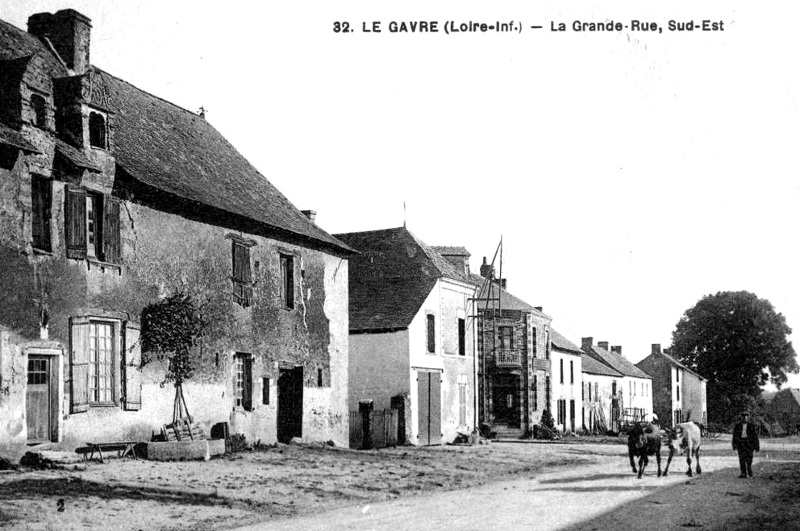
top-left (4, 1), bottom-right (799, 388)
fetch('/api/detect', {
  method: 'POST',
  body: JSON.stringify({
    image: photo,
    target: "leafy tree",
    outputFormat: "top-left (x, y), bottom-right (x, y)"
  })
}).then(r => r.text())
top-left (140, 293), bottom-right (206, 421)
top-left (670, 291), bottom-right (798, 425)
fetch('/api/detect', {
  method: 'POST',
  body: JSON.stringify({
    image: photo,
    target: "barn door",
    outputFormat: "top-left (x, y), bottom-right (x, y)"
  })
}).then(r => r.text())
top-left (417, 370), bottom-right (441, 446)
top-left (26, 356), bottom-right (51, 442)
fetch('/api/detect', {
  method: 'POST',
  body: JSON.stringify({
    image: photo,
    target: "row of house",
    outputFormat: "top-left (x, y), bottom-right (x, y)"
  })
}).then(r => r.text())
top-left (0, 9), bottom-right (707, 459)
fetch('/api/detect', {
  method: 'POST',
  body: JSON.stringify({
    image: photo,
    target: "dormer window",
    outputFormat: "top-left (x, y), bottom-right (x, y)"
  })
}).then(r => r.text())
top-left (89, 111), bottom-right (107, 148)
top-left (31, 94), bottom-right (47, 128)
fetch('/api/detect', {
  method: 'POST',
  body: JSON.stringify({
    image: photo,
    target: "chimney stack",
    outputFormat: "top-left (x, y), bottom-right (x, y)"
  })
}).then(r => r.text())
top-left (301, 210), bottom-right (316, 224)
top-left (651, 343), bottom-right (661, 355)
top-left (534, 306), bottom-right (543, 312)
top-left (611, 345), bottom-right (622, 356)
top-left (581, 337), bottom-right (593, 349)
top-left (597, 341), bottom-right (609, 351)
top-left (28, 9), bottom-right (92, 75)
top-left (480, 256), bottom-right (494, 280)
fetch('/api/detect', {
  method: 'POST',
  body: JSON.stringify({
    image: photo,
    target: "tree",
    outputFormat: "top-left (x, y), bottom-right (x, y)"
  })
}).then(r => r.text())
top-left (670, 291), bottom-right (798, 425)
top-left (140, 293), bottom-right (206, 421)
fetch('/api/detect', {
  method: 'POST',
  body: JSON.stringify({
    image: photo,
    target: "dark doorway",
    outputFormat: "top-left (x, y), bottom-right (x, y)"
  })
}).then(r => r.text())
top-left (492, 374), bottom-right (520, 427)
top-left (277, 366), bottom-right (303, 443)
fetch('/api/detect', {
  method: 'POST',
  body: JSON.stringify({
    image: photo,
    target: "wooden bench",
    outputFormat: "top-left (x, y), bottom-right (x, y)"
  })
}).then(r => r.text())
top-left (84, 441), bottom-right (139, 463)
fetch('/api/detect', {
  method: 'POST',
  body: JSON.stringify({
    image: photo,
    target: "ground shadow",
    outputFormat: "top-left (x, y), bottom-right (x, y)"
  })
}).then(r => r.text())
top-left (558, 461), bottom-right (798, 531)
top-left (537, 472), bottom-right (643, 484)
top-left (0, 476), bottom-right (227, 507)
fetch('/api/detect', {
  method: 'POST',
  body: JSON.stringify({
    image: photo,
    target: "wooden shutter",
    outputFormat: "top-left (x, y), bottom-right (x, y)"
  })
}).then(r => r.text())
top-left (426, 314), bottom-right (435, 353)
top-left (70, 316), bottom-right (90, 413)
top-left (123, 322), bottom-right (142, 410)
top-left (102, 196), bottom-right (121, 263)
top-left (65, 187), bottom-right (87, 260)
top-left (31, 176), bottom-right (52, 251)
top-left (231, 242), bottom-right (252, 306)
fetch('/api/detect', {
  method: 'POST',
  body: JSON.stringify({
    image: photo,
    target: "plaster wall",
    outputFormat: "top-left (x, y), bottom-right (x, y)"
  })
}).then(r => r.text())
top-left (582, 372), bottom-right (617, 432)
top-left (550, 350), bottom-right (582, 432)
top-left (0, 330), bottom-right (26, 460)
top-left (349, 330), bottom-right (409, 412)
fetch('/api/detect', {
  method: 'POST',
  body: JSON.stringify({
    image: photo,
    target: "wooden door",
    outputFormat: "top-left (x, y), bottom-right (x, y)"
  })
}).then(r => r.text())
top-left (417, 371), bottom-right (441, 446)
top-left (26, 356), bottom-right (51, 442)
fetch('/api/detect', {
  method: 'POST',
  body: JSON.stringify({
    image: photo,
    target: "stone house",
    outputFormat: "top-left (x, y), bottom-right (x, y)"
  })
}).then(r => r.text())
top-left (581, 353), bottom-right (623, 433)
top-left (549, 329), bottom-right (583, 433)
top-left (582, 338), bottom-right (653, 430)
top-left (0, 9), bottom-right (353, 458)
top-left (334, 228), bottom-right (477, 445)
top-left (636, 344), bottom-right (707, 427)
top-left (767, 388), bottom-right (800, 435)
top-left (469, 258), bottom-right (552, 438)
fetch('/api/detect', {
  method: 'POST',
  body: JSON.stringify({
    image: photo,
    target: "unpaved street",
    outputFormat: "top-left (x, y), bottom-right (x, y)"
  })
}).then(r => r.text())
top-left (1, 436), bottom-right (798, 530)
top-left (238, 438), bottom-right (800, 531)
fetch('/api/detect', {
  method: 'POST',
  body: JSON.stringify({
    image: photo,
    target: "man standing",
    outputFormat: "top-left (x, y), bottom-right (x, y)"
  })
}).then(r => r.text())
top-left (732, 411), bottom-right (760, 478)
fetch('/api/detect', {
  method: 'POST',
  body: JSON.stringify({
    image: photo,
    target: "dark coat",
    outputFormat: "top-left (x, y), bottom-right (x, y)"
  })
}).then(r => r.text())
top-left (732, 421), bottom-right (760, 453)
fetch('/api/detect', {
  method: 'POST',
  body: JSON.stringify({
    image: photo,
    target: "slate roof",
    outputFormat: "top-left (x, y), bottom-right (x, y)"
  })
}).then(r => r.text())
top-left (584, 344), bottom-right (652, 379)
top-left (55, 138), bottom-right (100, 171)
top-left (0, 16), bottom-right (351, 254)
top-left (648, 351), bottom-right (707, 382)
top-left (0, 122), bottom-right (40, 152)
top-left (334, 227), bottom-right (472, 332)
top-left (551, 329), bottom-right (583, 355)
top-left (0, 19), bottom-right (67, 74)
top-left (467, 273), bottom-right (549, 318)
top-left (431, 246), bottom-right (470, 257)
top-left (581, 353), bottom-right (623, 377)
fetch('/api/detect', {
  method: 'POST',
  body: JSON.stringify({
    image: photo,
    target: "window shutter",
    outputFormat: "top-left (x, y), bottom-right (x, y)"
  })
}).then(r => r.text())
top-left (123, 322), bottom-right (142, 410)
top-left (102, 196), bottom-right (121, 263)
top-left (231, 242), bottom-right (252, 306)
top-left (65, 187), bottom-right (87, 259)
top-left (70, 316), bottom-right (90, 413)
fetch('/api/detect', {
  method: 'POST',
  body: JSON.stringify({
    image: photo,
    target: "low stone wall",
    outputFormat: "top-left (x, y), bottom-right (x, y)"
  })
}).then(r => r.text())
top-left (144, 439), bottom-right (225, 461)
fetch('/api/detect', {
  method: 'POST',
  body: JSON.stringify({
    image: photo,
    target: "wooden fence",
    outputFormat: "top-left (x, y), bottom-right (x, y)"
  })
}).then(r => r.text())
top-left (349, 408), bottom-right (399, 449)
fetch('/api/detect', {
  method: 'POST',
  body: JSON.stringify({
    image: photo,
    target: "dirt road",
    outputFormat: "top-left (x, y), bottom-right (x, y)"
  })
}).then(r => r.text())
top-left (238, 439), bottom-right (800, 531)
top-left (2, 436), bottom-right (798, 530)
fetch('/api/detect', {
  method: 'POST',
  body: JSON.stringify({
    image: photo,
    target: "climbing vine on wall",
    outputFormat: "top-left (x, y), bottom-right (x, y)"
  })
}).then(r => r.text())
top-left (140, 293), bottom-right (205, 385)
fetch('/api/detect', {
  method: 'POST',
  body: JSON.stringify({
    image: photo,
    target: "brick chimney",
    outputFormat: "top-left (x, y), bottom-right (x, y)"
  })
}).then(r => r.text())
top-left (534, 306), bottom-right (543, 312)
top-left (28, 9), bottom-right (92, 75)
top-left (480, 257), bottom-right (494, 280)
top-left (581, 337), bottom-right (593, 349)
top-left (301, 210), bottom-right (316, 224)
top-left (597, 341), bottom-right (609, 351)
top-left (652, 343), bottom-right (662, 355)
top-left (611, 345), bottom-right (622, 356)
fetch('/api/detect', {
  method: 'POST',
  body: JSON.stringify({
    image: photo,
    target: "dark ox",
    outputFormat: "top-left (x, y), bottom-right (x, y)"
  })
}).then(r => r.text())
top-left (664, 421), bottom-right (702, 477)
top-left (627, 422), bottom-right (663, 479)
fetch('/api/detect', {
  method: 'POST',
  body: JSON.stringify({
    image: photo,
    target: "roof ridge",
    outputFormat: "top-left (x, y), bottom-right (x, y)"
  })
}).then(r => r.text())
top-left (92, 66), bottom-right (206, 122)
top-left (334, 226), bottom-right (405, 238)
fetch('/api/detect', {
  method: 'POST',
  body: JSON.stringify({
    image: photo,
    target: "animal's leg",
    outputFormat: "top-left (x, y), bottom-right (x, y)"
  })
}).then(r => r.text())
top-left (695, 448), bottom-right (702, 475)
top-left (686, 452), bottom-right (693, 477)
top-left (663, 446), bottom-right (674, 476)
top-left (629, 447), bottom-right (638, 474)
top-left (656, 450), bottom-right (662, 477)
top-left (637, 454), bottom-right (646, 479)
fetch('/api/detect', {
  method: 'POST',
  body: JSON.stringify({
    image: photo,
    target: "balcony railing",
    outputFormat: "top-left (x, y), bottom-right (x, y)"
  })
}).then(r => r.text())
top-left (495, 349), bottom-right (521, 368)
